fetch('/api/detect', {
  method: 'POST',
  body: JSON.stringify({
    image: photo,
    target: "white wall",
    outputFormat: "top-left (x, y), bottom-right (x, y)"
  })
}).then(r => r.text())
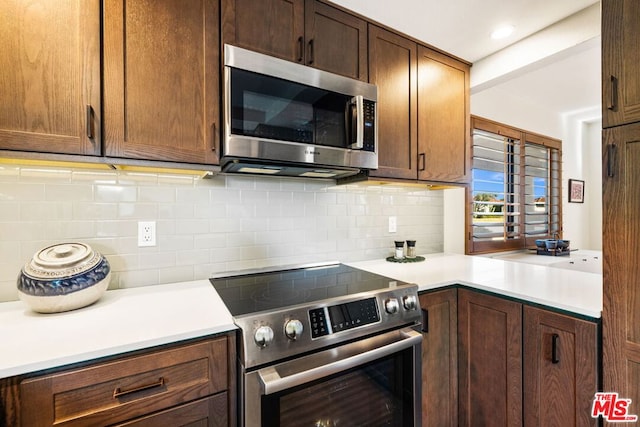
top-left (561, 112), bottom-right (602, 250)
top-left (0, 164), bottom-right (445, 302)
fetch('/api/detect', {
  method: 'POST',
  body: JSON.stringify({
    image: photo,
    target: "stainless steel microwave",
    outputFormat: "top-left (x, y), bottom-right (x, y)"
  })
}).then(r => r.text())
top-left (222, 44), bottom-right (378, 179)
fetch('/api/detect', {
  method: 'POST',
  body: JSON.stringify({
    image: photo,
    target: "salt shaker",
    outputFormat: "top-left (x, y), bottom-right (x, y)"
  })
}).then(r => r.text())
top-left (394, 241), bottom-right (405, 259)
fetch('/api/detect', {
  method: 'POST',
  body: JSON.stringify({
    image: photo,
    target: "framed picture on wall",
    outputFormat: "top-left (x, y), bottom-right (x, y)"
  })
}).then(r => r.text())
top-left (568, 179), bottom-right (584, 203)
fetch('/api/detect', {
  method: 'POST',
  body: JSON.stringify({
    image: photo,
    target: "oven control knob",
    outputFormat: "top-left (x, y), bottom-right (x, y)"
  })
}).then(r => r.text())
top-left (403, 295), bottom-right (418, 311)
top-left (285, 319), bottom-right (304, 340)
top-left (254, 325), bottom-right (274, 348)
top-left (385, 298), bottom-right (399, 314)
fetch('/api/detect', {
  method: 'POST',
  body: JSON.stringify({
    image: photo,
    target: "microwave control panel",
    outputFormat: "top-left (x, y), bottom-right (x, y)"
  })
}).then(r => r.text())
top-left (363, 100), bottom-right (376, 152)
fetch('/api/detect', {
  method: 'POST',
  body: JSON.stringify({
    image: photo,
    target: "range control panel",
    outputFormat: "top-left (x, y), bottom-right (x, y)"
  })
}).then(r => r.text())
top-left (309, 297), bottom-right (380, 338)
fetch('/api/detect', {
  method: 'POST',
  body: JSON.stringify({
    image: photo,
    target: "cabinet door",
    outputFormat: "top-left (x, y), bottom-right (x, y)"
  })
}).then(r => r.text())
top-left (221, 0), bottom-right (304, 63)
top-left (419, 289), bottom-right (458, 427)
top-left (368, 25), bottom-right (418, 180)
top-left (602, 0), bottom-right (640, 128)
top-left (417, 46), bottom-right (469, 183)
top-left (523, 306), bottom-right (598, 427)
top-left (304, 0), bottom-right (367, 81)
top-left (0, 0), bottom-right (101, 156)
top-left (104, 0), bottom-right (219, 164)
top-left (458, 289), bottom-right (522, 427)
top-left (603, 124), bottom-right (640, 414)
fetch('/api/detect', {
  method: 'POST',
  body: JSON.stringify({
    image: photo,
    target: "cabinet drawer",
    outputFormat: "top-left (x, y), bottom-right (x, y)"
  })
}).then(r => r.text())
top-left (20, 337), bottom-right (228, 426)
top-left (114, 393), bottom-right (228, 427)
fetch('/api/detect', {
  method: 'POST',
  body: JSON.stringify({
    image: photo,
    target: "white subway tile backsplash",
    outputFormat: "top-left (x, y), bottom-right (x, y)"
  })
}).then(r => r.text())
top-left (95, 185), bottom-right (137, 202)
top-left (0, 182), bottom-right (45, 201)
top-left (0, 165), bottom-right (445, 302)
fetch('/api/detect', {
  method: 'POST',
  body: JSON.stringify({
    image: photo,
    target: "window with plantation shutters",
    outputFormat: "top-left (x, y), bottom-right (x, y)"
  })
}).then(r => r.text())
top-left (468, 116), bottom-right (562, 254)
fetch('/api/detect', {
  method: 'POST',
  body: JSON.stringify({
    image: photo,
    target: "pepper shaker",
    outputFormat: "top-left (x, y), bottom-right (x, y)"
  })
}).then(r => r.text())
top-left (406, 240), bottom-right (416, 258)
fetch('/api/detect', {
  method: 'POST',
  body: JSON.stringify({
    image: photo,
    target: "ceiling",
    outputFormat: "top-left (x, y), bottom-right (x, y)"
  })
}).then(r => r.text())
top-left (329, 0), bottom-right (602, 120)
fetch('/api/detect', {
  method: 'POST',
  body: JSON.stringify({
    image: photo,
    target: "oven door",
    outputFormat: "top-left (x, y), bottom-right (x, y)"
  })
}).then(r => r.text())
top-left (243, 327), bottom-right (422, 427)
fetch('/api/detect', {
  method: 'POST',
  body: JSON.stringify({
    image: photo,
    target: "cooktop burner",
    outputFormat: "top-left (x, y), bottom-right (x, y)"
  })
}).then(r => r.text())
top-left (211, 262), bottom-right (403, 316)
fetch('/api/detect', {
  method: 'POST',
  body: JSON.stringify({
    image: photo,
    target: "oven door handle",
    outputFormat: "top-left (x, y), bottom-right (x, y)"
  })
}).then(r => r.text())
top-left (257, 328), bottom-right (421, 395)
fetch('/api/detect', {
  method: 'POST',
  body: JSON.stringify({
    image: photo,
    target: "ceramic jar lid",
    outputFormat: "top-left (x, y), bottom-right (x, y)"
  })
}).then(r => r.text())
top-left (23, 243), bottom-right (102, 279)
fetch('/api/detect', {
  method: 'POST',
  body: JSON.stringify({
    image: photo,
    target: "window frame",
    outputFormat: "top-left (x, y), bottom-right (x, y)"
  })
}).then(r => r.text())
top-left (466, 116), bottom-right (563, 255)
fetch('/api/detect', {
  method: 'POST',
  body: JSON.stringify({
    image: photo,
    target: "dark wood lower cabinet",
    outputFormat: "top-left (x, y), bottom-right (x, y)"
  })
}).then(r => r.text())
top-left (0, 334), bottom-right (235, 427)
top-left (425, 288), bottom-right (600, 427)
top-left (114, 394), bottom-right (228, 427)
top-left (419, 289), bottom-right (458, 427)
top-left (457, 289), bottom-right (523, 427)
top-left (523, 306), bottom-right (598, 427)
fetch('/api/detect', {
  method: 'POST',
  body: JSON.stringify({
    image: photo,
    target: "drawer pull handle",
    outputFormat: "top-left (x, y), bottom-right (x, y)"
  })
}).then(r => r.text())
top-left (608, 75), bottom-right (617, 110)
top-left (551, 334), bottom-right (560, 364)
top-left (419, 153), bottom-right (426, 171)
top-left (113, 377), bottom-right (165, 399)
top-left (86, 105), bottom-right (94, 139)
top-left (421, 308), bottom-right (429, 333)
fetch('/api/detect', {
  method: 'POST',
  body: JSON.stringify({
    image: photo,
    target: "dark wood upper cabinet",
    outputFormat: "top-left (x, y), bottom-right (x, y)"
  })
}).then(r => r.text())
top-left (222, 0), bottom-right (367, 81)
top-left (103, 0), bottom-right (220, 164)
top-left (523, 306), bottom-right (598, 427)
top-left (419, 289), bottom-right (458, 427)
top-left (304, 0), bottom-right (367, 81)
top-left (368, 25), bottom-right (418, 180)
top-left (0, 0), bottom-right (101, 156)
top-left (602, 0), bottom-right (640, 128)
top-left (458, 289), bottom-right (523, 427)
top-left (368, 26), bottom-right (469, 183)
top-left (221, 0), bottom-right (304, 63)
top-left (602, 0), bottom-right (640, 409)
top-left (417, 46), bottom-right (469, 183)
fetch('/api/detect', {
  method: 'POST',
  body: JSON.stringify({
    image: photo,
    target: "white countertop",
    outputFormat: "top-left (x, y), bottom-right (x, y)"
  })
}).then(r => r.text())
top-left (347, 252), bottom-right (602, 319)
top-left (0, 252), bottom-right (602, 380)
top-left (0, 280), bottom-right (235, 379)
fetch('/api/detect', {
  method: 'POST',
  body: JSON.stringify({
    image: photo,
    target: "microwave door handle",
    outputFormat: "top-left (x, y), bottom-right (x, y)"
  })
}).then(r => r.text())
top-left (348, 95), bottom-right (364, 149)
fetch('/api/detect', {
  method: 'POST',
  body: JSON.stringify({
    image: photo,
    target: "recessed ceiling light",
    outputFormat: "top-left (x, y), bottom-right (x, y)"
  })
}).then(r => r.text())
top-left (491, 25), bottom-right (515, 40)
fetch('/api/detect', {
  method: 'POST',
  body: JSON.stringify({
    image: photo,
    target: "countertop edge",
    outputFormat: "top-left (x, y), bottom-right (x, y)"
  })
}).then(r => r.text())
top-left (0, 323), bottom-right (237, 380)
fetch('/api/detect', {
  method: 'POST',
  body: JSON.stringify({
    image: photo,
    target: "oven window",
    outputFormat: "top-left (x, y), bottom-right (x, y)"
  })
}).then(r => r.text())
top-left (230, 68), bottom-right (350, 148)
top-left (261, 350), bottom-right (415, 426)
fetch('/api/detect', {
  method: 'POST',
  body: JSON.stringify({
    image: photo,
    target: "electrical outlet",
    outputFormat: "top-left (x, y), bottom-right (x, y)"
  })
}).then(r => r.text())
top-left (388, 216), bottom-right (397, 233)
top-left (138, 221), bottom-right (156, 247)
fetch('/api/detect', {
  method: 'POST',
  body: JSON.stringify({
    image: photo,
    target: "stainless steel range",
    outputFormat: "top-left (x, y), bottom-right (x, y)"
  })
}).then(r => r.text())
top-left (211, 262), bottom-right (422, 427)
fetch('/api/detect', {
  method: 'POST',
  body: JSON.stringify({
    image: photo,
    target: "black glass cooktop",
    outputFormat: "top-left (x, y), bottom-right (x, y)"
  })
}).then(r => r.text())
top-left (210, 263), bottom-right (407, 316)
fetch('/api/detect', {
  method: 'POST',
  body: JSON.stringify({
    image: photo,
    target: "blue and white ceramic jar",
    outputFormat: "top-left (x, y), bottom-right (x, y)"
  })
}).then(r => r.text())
top-left (17, 243), bottom-right (111, 313)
